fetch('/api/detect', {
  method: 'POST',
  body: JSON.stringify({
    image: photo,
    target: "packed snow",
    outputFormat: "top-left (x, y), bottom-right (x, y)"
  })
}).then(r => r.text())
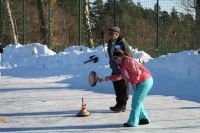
top-left (0, 43), bottom-right (200, 133)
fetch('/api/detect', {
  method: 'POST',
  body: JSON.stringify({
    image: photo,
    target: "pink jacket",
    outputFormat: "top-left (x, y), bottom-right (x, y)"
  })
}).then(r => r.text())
top-left (109, 56), bottom-right (152, 90)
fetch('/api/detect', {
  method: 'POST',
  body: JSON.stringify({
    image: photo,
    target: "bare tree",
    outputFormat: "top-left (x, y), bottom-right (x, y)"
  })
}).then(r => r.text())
top-left (5, 0), bottom-right (18, 44)
top-left (180, 0), bottom-right (200, 48)
top-left (83, 0), bottom-right (94, 47)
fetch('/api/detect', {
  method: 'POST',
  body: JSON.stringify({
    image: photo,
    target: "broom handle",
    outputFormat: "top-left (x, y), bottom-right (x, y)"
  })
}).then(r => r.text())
top-left (101, 29), bottom-right (107, 57)
top-left (82, 97), bottom-right (84, 106)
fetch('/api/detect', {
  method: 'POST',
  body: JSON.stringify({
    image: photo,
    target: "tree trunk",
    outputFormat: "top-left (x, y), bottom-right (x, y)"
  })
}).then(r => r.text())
top-left (83, 0), bottom-right (94, 47)
top-left (5, 0), bottom-right (18, 44)
top-left (37, 0), bottom-right (47, 45)
top-left (195, 0), bottom-right (200, 48)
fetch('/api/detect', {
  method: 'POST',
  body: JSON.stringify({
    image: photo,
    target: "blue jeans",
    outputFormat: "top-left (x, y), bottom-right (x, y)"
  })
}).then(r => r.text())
top-left (127, 77), bottom-right (153, 126)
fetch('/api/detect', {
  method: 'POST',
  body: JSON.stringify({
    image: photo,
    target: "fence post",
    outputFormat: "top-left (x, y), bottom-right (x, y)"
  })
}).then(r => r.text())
top-left (156, 0), bottom-right (159, 56)
top-left (79, 0), bottom-right (82, 48)
top-left (114, 0), bottom-right (116, 26)
top-left (48, 0), bottom-right (51, 48)
top-left (23, 0), bottom-right (25, 45)
top-left (0, 0), bottom-right (3, 41)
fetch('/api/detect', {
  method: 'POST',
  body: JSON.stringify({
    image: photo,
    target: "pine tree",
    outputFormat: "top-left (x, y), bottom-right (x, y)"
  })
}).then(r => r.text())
top-left (180, 0), bottom-right (200, 48)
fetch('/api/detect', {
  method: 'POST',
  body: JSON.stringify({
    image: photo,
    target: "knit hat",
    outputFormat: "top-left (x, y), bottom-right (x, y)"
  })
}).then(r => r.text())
top-left (113, 50), bottom-right (125, 57)
top-left (108, 27), bottom-right (120, 33)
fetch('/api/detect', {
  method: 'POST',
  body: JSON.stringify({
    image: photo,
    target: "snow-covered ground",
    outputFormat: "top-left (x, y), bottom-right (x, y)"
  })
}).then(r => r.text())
top-left (0, 43), bottom-right (200, 133)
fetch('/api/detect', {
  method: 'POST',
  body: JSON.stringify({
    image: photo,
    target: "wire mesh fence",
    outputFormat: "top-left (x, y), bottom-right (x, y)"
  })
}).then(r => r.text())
top-left (0, 0), bottom-right (197, 57)
top-left (132, 0), bottom-right (196, 56)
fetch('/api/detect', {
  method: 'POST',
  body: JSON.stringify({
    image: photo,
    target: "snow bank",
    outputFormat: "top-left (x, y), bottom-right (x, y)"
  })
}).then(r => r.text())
top-left (0, 43), bottom-right (152, 74)
top-left (1, 43), bottom-right (55, 67)
top-left (146, 51), bottom-right (200, 81)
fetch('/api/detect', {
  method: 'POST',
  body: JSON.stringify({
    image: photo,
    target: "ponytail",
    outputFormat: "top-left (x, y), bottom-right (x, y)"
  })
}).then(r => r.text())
top-left (124, 50), bottom-right (133, 57)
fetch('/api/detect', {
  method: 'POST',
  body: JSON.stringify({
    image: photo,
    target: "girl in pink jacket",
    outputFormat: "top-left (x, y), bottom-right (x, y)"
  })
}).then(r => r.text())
top-left (99, 50), bottom-right (153, 127)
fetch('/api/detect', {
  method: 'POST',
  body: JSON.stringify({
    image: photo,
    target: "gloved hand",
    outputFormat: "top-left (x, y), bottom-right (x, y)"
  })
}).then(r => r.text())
top-left (104, 76), bottom-right (110, 81)
top-left (97, 77), bottom-right (104, 82)
top-left (97, 76), bottom-right (110, 82)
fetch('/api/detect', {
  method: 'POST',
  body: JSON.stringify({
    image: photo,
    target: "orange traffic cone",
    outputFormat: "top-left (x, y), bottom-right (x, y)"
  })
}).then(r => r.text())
top-left (77, 97), bottom-right (90, 117)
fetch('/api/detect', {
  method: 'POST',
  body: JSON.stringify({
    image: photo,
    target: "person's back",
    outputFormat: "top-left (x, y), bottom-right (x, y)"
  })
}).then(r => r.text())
top-left (119, 56), bottom-right (152, 85)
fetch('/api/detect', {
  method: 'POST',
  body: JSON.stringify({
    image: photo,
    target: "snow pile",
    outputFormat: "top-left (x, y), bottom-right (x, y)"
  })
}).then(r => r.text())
top-left (147, 51), bottom-right (200, 81)
top-left (0, 43), bottom-right (152, 75)
top-left (133, 48), bottom-right (153, 63)
top-left (1, 43), bottom-right (56, 67)
top-left (145, 50), bottom-right (200, 102)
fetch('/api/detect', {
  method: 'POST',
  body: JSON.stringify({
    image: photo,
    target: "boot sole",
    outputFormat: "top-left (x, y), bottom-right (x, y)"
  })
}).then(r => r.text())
top-left (111, 109), bottom-right (126, 113)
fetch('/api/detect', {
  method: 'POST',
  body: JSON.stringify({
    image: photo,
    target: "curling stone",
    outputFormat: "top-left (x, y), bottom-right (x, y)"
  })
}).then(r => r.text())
top-left (77, 98), bottom-right (90, 117)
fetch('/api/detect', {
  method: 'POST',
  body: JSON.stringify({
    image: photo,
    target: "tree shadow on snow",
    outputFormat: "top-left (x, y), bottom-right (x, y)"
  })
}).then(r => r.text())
top-left (0, 87), bottom-right (68, 93)
top-left (0, 123), bottom-right (123, 132)
top-left (0, 109), bottom-right (114, 118)
top-left (0, 110), bottom-right (76, 117)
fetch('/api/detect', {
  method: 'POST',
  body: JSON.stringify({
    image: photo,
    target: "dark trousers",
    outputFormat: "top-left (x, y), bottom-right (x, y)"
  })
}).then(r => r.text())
top-left (112, 79), bottom-right (129, 107)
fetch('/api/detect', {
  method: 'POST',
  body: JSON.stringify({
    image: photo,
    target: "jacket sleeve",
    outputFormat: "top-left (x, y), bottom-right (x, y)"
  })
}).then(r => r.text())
top-left (108, 73), bottom-right (123, 81)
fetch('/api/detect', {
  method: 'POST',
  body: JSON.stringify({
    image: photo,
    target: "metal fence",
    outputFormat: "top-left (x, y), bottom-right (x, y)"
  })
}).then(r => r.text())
top-left (131, 0), bottom-right (196, 56)
top-left (0, 0), bottom-right (196, 57)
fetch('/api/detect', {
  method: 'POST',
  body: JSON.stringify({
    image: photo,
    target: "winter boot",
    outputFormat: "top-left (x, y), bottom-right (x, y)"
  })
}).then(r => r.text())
top-left (109, 103), bottom-right (119, 111)
top-left (139, 118), bottom-right (149, 125)
top-left (123, 123), bottom-right (133, 127)
top-left (112, 104), bottom-right (126, 113)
